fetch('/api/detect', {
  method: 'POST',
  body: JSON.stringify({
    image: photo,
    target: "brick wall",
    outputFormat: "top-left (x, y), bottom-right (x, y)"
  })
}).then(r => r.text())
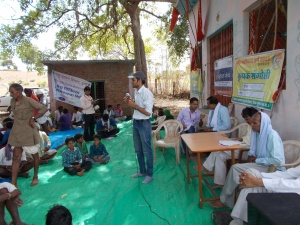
top-left (44, 60), bottom-right (135, 116)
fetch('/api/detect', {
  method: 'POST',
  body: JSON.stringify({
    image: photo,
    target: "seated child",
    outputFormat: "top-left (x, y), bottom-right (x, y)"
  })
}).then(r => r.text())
top-left (62, 137), bottom-right (92, 176)
top-left (74, 133), bottom-right (89, 160)
top-left (89, 134), bottom-right (110, 164)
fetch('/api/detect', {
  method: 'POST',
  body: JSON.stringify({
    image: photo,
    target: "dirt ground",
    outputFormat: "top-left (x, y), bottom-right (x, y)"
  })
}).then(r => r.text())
top-left (154, 94), bottom-right (188, 118)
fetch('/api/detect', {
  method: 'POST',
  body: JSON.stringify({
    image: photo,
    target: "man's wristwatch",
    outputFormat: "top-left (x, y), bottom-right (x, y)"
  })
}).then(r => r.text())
top-left (31, 116), bottom-right (35, 120)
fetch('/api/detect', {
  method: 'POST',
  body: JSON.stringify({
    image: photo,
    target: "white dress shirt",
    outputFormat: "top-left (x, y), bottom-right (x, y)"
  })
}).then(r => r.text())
top-left (72, 112), bottom-right (83, 122)
top-left (80, 95), bottom-right (95, 114)
top-left (132, 85), bottom-right (154, 120)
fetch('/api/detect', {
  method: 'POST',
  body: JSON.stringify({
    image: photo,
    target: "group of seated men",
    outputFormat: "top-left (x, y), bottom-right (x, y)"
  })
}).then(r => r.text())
top-left (0, 118), bottom-right (57, 180)
top-left (53, 106), bottom-right (83, 131)
top-left (177, 96), bottom-right (298, 225)
top-left (52, 104), bottom-right (126, 134)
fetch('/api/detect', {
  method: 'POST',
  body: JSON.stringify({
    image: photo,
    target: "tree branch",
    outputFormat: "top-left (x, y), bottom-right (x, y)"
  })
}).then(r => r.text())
top-left (140, 9), bottom-right (163, 19)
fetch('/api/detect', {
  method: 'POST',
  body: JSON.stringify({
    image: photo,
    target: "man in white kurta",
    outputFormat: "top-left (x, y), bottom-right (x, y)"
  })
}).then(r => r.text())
top-left (211, 112), bottom-right (285, 209)
top-left (230, 166), bottom-right (300, 225)
top-left (203, 107), bottom-right (258, 187)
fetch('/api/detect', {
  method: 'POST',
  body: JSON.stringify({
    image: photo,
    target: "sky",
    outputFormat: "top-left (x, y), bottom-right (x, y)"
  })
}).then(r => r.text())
top-left (0, 1), bottom-right (180, 72)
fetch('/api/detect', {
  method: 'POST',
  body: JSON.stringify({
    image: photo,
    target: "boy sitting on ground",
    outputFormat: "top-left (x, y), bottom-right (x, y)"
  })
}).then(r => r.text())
top-left (74, 133), bottom-right (89, 160)
top-left (62, 137), bottom-right (92, 176)
top-left (89, 134), bottom-right (110, 164)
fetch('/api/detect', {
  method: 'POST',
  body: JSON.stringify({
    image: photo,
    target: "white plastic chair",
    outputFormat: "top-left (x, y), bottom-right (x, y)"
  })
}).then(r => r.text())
top-left (151, 116), bottom-right (166, 131)
top-left (219, 122), bottom-right (249, 139)
top-left (230, 116), bottom-right (239, 129)
top-left (269, 140), bottom-right (300, 172)
top-left (152, 119), bottom-right (183, 164)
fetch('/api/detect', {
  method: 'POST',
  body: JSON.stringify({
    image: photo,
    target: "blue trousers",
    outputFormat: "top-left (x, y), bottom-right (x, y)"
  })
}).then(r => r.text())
top-left (133, 119), bottom-right (153, 177)
top-left (181, 126), bottom-right (196, 154)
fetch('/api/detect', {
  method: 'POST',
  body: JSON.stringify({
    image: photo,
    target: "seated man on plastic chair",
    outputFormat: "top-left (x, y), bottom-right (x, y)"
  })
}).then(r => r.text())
top-left (211, 112), bottom-right (285, 220)
top-left (199, 107), bottom-right (258, 189)
top-left (204, 96), bottom-right (231, 132)
top-left (177, 97), bottom-right (205, 153)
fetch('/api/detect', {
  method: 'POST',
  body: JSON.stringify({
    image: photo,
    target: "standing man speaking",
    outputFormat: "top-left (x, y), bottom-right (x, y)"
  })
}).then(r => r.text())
top-left (125, 72), bottom-right (154, 184)
top-left (80, 86), bottom-right (95, 142)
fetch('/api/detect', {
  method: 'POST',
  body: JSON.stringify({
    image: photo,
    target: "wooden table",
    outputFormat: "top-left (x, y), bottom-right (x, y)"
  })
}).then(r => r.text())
top-left (181, 132), bottom-right (245, 208)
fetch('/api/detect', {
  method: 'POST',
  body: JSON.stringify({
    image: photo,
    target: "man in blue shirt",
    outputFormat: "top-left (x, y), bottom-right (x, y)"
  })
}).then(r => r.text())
top-left (59, 109), bottom-right (72, 131)
top-left (96, 114), bottom-right (120, 138)
top-left (204, 96), bottom-right (231, 132)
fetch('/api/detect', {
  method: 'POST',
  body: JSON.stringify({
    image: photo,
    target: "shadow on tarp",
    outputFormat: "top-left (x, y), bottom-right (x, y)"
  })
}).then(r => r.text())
top-left (6, 120), bottom-right (217, 225)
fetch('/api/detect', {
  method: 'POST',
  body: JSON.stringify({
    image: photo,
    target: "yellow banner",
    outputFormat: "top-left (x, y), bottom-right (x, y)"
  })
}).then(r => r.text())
top-left (190, 68), bottom-right (203, 95)
top-left (232, 50), bottom-right (285, 110)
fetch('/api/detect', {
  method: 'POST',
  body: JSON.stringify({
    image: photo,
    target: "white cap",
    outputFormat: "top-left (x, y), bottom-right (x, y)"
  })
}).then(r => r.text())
top-left (35, 89), bottom-right (44, 95)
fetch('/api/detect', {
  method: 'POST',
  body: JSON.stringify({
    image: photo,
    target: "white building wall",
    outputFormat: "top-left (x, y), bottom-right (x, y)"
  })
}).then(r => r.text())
top-left (271, 0), bottom-right (300, 140)
top-left (188, 0), bottom-right (300, 140)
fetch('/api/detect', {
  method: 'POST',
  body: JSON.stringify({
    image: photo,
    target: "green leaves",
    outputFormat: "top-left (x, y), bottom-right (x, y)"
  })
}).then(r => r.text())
top-left (155, 6), bottom-right (189, 67)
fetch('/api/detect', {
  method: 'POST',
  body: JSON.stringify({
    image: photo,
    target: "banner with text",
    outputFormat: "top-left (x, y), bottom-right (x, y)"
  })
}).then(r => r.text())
top-left (52, 70), bottom-right (91, 107)
top-left (214, 56), bottom-right (233, 95)
top-left (190, 68), bottom-right (203, 96)
top-left (232, 50), bottom-right (285, 110)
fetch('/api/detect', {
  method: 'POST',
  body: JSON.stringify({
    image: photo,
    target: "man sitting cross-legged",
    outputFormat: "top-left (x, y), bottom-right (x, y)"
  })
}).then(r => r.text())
top-left (62, 137), bottom-right (92, 176)
top-left (96, 114), bottom-right (120, 138)
top-left (114, 104), bottom-right (127, 122)
top-left (211, 112), bottom-right (285, 209)
top-left (26, 123), bottom-right (57, 164)
top-left (103, 105), bottom-right (116, 119)
top-left (0, 182), bottom-right (27, 225)
top-left (0, 145), bottom-right (33, 178)
top-left (199, 107), bottom-right (258, 189)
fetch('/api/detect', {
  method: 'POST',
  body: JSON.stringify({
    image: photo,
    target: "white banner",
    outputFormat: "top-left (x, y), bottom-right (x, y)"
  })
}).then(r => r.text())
top-left (52, 70), bottom-right (91, 107)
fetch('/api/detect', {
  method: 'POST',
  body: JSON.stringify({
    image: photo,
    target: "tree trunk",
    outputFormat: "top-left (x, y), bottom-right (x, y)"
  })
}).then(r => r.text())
top-left (122, 2), bottom-right (148, 77)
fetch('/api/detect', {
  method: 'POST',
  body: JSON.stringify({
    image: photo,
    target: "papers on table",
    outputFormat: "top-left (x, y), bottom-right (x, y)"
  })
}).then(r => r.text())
top-left (219, 140), bottom-right (243, 146)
